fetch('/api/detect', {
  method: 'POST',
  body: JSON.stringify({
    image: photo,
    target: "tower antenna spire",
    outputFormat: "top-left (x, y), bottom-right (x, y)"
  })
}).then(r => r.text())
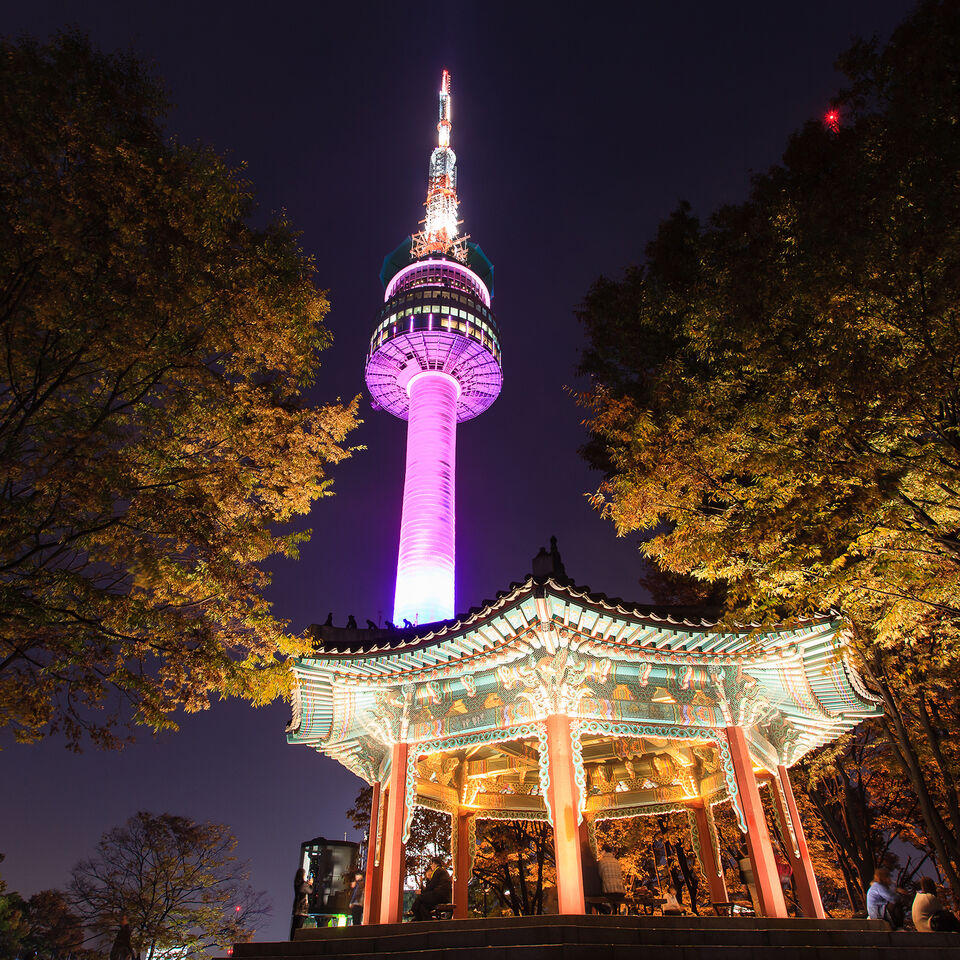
top-left (412, 69), bottom-right (467, 261)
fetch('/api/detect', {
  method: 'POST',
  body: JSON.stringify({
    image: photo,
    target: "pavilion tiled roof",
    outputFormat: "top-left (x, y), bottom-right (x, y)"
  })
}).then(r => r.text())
top-left (289, 574), bottom-right (881, 773)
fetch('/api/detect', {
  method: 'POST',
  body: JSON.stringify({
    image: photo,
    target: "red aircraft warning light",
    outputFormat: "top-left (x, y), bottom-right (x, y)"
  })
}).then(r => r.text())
top-left (824, 108), bottom-right (840, 132)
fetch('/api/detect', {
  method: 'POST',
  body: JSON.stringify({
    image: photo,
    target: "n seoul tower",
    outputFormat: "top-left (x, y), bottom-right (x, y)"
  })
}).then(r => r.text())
top-left (365, 70), bottom-right (502, 626)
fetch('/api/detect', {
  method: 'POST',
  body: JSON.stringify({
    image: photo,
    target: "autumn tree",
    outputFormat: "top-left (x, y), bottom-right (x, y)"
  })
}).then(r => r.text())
top-left (69, 811), bottom-right (267, 960)
top-left (471, 820), bottom-right (554, 916)
top-left (594, 813), bottom-right (704, 909)
top-left (577, 0), bottom-right (960, 898)
top-left (0, 854), bottom-right (30, 960)
top-left (0, 34), bottom-right (358, 746)
top-left (0, 856), bottom-right (99, 960)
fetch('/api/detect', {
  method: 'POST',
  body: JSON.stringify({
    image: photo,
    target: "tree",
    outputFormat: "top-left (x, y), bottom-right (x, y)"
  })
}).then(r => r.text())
top-left (68, 811), bottom-right (267, 960)
top-left (21, 890), bottom-right (98, 960)
top-left (0, 855), bottom-right (96, 960)
top-left (577, 0), bottom-right (960, 898)
top-left (471, 820), bottom-right (554, 916)
top-left (0, 854), bottom-right (30, 960)
top-left (0, 34), bottom-right (359, 747)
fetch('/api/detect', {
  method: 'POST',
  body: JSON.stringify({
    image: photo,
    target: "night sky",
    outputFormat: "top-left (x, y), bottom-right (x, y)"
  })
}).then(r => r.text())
top-left (1, 0), bottom-right (916, 943)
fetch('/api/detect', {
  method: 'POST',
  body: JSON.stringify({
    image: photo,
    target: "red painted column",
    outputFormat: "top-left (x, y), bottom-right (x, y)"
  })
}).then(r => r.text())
top-left (362, 783), bottom-right (382, 925)
top-left (379, 742), bottom-right (409, 923)
top-left (778, 765), bottom-right (825, 919)
top-left (453, 812), bottom-right (472, 919)
top-left (725, 727), bottom-right (788, 918)
top-left (545, 714), bottom-right (585, 914)
top-left (690, 802), bottom-right (728, 905)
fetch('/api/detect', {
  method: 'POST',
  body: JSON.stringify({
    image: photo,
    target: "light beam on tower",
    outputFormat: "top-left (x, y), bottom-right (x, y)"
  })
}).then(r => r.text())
top-left (365, 70), bottom-right (502, 626)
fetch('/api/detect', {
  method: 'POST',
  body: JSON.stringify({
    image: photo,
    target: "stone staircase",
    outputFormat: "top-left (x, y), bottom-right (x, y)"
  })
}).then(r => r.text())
top-left (234, 914), bottom-right (960, 959)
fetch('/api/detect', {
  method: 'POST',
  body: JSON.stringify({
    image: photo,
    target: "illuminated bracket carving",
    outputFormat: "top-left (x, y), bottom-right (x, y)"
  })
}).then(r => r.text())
top-left (575, 718), bottom-right (747, 833)
top-left (286, 684), bottom-right (302, 734)
top-left (498, 648), bottom-right (611, 716)
top-left (705, 802), bottom-right (724, 876)
top-left (593, 800), bottom-right (687, 822)
top-left (401, 721), bottom-right (548, 842)
top-left (537, 723), bottom-right (553, 826)
top-left (570, 720), bottom-right (587, 825)
top-left (773, 775), bottom-right (800, 858)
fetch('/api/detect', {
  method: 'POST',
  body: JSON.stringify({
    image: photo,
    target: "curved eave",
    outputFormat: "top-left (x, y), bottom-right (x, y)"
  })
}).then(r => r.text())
top-left (296, 577), bottom-right (843, 680)
top-left (287, 576), bottom-right (881, 760)
top-left (748, 624), bottom-right (881, 726)
top-left (286, 664), bottom-right (335, 746)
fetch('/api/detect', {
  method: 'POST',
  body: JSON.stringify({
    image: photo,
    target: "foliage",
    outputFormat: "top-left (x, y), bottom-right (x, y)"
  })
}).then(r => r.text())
top-left (472, 820), bottom-right (554, 916)
top-left (68, 811), bottom-right (268, 960)
top-left (22, 890), bottom-right (99, 960)
top-left (0, 859), bottom-right (97, 960)
top-left (0, 883), bottom-right (30, 960)
top-left (0, 33), bottom-right (359, 746)
top-left (405, 809), bottom-right (451, 889)
top-left (577, 0), bottom-right (960, 898)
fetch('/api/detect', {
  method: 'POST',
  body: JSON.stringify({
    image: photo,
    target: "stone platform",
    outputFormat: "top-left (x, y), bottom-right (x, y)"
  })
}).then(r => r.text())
top-left (234, 914), bottom-right (960, 959)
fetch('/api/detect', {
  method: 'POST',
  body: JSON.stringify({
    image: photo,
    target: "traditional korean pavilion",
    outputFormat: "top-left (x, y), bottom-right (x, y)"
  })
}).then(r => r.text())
top-left (287, 545), bottom-right (881, 923)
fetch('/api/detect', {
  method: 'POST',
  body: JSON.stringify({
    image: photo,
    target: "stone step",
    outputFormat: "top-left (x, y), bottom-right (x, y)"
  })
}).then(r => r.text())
top-left (234, 918), bottom-right (960, 960)
top-left (237, 942), bottom-right (960, 960)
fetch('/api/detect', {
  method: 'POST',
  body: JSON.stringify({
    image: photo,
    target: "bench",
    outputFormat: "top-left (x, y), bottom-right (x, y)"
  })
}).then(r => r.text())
top-left (632, 897), bottom-right (666, 916)
top-left (432, 903), bottom-right (455, 920)
top-left (711, 900), bottom-right (755, 917)
top-left (585, 895), bottom-right (627, 915)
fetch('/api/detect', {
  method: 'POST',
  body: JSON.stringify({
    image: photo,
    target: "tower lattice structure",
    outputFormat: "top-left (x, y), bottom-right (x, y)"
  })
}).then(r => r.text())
top-left (365, 70), bottom-right (502, 626)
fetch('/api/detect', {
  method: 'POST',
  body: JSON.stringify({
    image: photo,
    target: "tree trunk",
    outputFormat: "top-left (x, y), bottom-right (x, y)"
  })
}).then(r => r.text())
top-left (917, 691), bottom-right (960, 843)
top-left (874, 673), bottom-right (960, 900)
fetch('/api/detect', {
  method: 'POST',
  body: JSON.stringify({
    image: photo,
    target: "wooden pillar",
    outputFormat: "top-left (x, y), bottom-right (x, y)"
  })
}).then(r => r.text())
top-left (725, 726), bottom-right (788, 918)
top-left (545, 714), bottom-right (585, 914)
top-left (453, 812), bottom-right (472, 919)
top-left (777, 765), bottom-right (825, 919)
top-left (378, 742), bottom-right (409, 923)
top-left (362, 783), bottom-right (383, 925)
top-left (690, 802), bottom-right (728, 905)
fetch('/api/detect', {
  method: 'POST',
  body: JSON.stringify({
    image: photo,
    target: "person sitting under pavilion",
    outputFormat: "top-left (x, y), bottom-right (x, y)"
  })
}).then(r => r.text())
top-left (409, 857), bottom-right (452, 921)
top-left (597, 845), bottom-right (626, 913)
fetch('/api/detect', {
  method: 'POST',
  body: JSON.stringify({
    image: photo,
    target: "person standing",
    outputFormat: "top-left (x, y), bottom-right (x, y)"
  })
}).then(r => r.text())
top-left (581, 841), bottom-right (603, 912)
top-left (737, 847), bottom-right (760, 915)
top-left (109, 914), bottom-right (135, 960)
top-left (774, 849), bottom-right (794, 914)
top-left (291, 868), bottom-right (313, 938)
top-left (349, 872), bottom-right (365, 926)
top-left (597, 846), bottom-right (626, 913)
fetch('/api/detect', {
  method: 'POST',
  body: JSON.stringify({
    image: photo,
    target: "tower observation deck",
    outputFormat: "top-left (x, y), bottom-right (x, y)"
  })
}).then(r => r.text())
top-left (365, 70), bottom-right (502, 626)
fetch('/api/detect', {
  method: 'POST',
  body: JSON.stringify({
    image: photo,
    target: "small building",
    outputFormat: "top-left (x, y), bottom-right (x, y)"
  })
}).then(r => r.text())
top-left (292, 836), bottom-right (360, 932)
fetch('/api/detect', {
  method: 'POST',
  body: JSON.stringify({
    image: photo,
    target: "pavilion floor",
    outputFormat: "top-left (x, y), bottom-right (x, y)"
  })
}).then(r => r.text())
top-left (233, 914), bottom-right (960, 960)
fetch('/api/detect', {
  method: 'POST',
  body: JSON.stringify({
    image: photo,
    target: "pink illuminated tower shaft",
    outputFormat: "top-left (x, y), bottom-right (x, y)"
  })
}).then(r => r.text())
top-left (365, 71), bottom-right (502, 626)
top-left (394, 373), bottom-right (459, 624)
